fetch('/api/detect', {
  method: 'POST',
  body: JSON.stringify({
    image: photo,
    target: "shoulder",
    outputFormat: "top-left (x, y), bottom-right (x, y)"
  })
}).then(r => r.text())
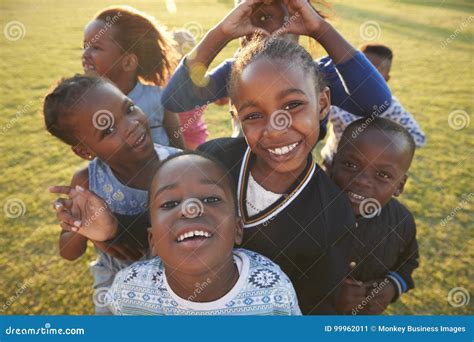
top-left (237, 249), bottom-right (293, 285)
top-left (382, 198), bottom-right (416, 232)
top-left (198, 137), bottom-right (248, 165)
top-left (198, 137), bottom-right (246, 153)
top-left (71, 167), bottom-right (89, 189)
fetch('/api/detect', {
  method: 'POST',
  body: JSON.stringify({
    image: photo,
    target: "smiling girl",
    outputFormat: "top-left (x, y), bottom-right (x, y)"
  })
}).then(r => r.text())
top-left (82, 6), bottom-right (183, 148)
top-left (44, 75), bottom-right (179, 314)
top-left (198, 37), bottom-right (355, 314)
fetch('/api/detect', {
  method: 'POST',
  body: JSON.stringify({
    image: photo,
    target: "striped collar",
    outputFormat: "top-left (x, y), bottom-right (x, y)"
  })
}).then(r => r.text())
top-left (237, 147), bottom-right (316, 228)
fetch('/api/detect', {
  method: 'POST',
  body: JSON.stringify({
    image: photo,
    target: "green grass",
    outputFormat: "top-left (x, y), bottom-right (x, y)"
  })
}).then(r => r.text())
top-left (0, 0), bottom-right (472, 315)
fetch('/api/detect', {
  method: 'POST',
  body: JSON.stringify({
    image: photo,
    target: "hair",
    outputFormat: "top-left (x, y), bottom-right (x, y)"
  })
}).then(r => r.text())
top-left (359, 43), bottom-right (393, 61)
top-left (94, 6), bottom-right (178, 86)
top-left (228, 36), bottom-right (326, 101)
top-left (150, 151), bottom-right (238, 213)
top-left (43, 74), bottom-right (111, 146)
top-left (343, 117), bottom-right (416, 159)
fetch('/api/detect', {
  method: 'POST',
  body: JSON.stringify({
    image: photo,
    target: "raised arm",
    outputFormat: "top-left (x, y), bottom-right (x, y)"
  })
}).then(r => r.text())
top-left (282, 0), bottom-right (391, 116)
top-left (162, 0), bottom-right (270, 112)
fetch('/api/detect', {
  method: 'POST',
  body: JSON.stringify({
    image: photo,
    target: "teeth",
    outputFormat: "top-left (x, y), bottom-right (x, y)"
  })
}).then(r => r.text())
top-left (177, 230), bottom-right (212, 242)
top-left (268, 142), bottom-right (299, 156)
top-left (348, 191), bottom-right (365, 200)
top-left (134, 134), bottom-right (145, 147)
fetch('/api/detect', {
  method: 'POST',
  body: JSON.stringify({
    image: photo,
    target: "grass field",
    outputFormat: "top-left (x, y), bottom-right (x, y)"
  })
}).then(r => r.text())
top-left (0, 0), bottom-right (472, 315)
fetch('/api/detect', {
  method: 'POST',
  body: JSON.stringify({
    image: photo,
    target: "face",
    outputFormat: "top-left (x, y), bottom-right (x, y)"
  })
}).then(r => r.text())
top-left (331, 130), bottom-right (412, 216)
top-left (69, 82), bottom-right (155, 167)
top-left (242, 1), bottom-right (298, 46)
top-left (233, 58), bottom-right (330, 175)
top-left (149, 156), bottom-right (243, 275)
top-left (82, 20), bottom-right (127, 81)
top-left (364, 52), bottom-right (392, 82)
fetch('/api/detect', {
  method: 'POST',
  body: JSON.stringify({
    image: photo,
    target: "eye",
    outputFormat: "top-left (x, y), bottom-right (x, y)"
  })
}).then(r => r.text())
top-left (283, 101), bottom-right (302, 111)
top-left (103, 126), bottom-right (115, 136)
top-left (343, 161), bottom-right (357, 169)
top-left (259, 14), bottom-right (272, 22)
top-left (126, 103), bottom-right (135, 114)
top-left (377, 171), bottom-right (390, 179)
top-left (202, 196), bottom-right (220, 204)
top-left (160, 200), bottom-right (179, 209)
top-left (243, 112), bottom-right (262, 121)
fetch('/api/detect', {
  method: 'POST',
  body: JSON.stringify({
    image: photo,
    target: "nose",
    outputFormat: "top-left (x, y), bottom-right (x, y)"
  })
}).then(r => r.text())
top-left (82, 45), bottom-right (91, 59)
top-left (264, 110), bottom-right (291, 137)
top-left (352, 169), bottom-right (373, 188)
top-left (181, 198), bottom-right (204, 219)
top-left (124, 119), bottom-right (140, 139)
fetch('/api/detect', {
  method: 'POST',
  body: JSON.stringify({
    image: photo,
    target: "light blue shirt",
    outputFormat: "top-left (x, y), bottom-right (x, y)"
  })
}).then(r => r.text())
top-left (128, 82), bottom-right (170, 146)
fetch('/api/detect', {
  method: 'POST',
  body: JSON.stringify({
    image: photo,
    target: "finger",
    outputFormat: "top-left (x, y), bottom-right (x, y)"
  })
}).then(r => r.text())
top-left (56, 210), bottom-right (81, 228)
top-left (49, 185), bottom-right (74, 195)
top-left (53, 199), bottom-right (73, 211)
top-left (344, 278), bottom-right (363, 287)
top-left (60, 222), bottom-right (79, 233)
top-left (349, 288), bottom-right (367, 299)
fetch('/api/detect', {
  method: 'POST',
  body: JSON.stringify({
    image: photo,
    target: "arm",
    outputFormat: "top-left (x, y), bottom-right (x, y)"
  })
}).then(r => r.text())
top-left (282, 0), bottom-right (391, 116)
top-left (386, 213), bottom-right (419, 299)
top-left (163, 109), bottom-right (185, 149)
top-left (57, 169), bottom-right (89, 261)
top-left (161, 0), bottom-right (270, 112)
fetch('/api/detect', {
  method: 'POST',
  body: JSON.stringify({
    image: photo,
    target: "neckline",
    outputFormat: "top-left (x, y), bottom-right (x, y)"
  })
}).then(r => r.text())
top-left (237, 147), bottom-right (316, 228)
top-left (163, 251), bottom-right (249, 310)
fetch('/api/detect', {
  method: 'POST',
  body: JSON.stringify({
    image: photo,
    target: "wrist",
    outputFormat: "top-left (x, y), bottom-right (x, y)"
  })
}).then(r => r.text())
top-left (211, 23), bottom-right (234, 45)
top-left (310, 20), bottom-right (332, 41)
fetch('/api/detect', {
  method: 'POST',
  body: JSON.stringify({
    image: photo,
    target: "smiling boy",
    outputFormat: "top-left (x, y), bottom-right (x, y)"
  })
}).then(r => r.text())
top-left (109, 152), bottom-right (301, 315)
top-left (330, 118), bottom-right (419, 314)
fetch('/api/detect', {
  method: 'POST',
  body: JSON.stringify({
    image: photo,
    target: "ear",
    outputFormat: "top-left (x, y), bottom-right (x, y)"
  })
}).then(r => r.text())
top-left (318, 86), bottom-right (331, 121)
top-left (71, 144), bottom-right (95, 161)
top-left (234, 216), bottom-right (244, 246)
top-left (147, 227), bottom-right (155, 255)
top-left (121, 53), bottom-right (138, 72)
top-left (394, 174), bottom-right (408, 197)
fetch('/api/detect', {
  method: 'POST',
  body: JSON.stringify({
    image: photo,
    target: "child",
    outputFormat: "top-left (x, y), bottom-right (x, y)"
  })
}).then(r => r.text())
top-left (197, 36), bottom-right (356, 315)
top-left (44, 75), bottom-right (179, 314)
top-left (82, 6), bottom-right (184, 148)
top-left (321, 43), bottom-right (426, 171)
top-left (330, 118), bottom-right (419, 315)
top-left (161, 0), bottom-right (392, 140)
top-left (171, 29), bottom-right (210, 150)
top-left (109, 152), bottom-right (301, 315)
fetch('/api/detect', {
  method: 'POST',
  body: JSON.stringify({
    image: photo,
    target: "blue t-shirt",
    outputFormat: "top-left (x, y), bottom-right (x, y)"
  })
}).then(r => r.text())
top-left (109, 249), bottom-right (302, 315)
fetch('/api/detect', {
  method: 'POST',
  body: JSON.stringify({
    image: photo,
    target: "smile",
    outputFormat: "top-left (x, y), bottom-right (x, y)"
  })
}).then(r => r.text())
top-left (82, 60), bottom-right (95, 71)
top-left (133, 133), bottom-right (146, 147)
top-left (347, 191), bottom-right (366, 201)
top-left (177, 230), bottom-right (213, 242)
top-left (267, 142), bottom-right (299, 156)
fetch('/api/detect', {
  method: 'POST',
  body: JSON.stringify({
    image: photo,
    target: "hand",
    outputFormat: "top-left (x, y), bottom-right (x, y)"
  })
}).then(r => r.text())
top-left (280, 0), bottom-right (327, 38)
top-left (361, 279), bottom-right (397, 315)
top-left (336, 278), bottom-right (367, 313)
top-left (50, 185), bottom-right (118, 242)
top-left (217, 0), bottom-right (272, 40)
